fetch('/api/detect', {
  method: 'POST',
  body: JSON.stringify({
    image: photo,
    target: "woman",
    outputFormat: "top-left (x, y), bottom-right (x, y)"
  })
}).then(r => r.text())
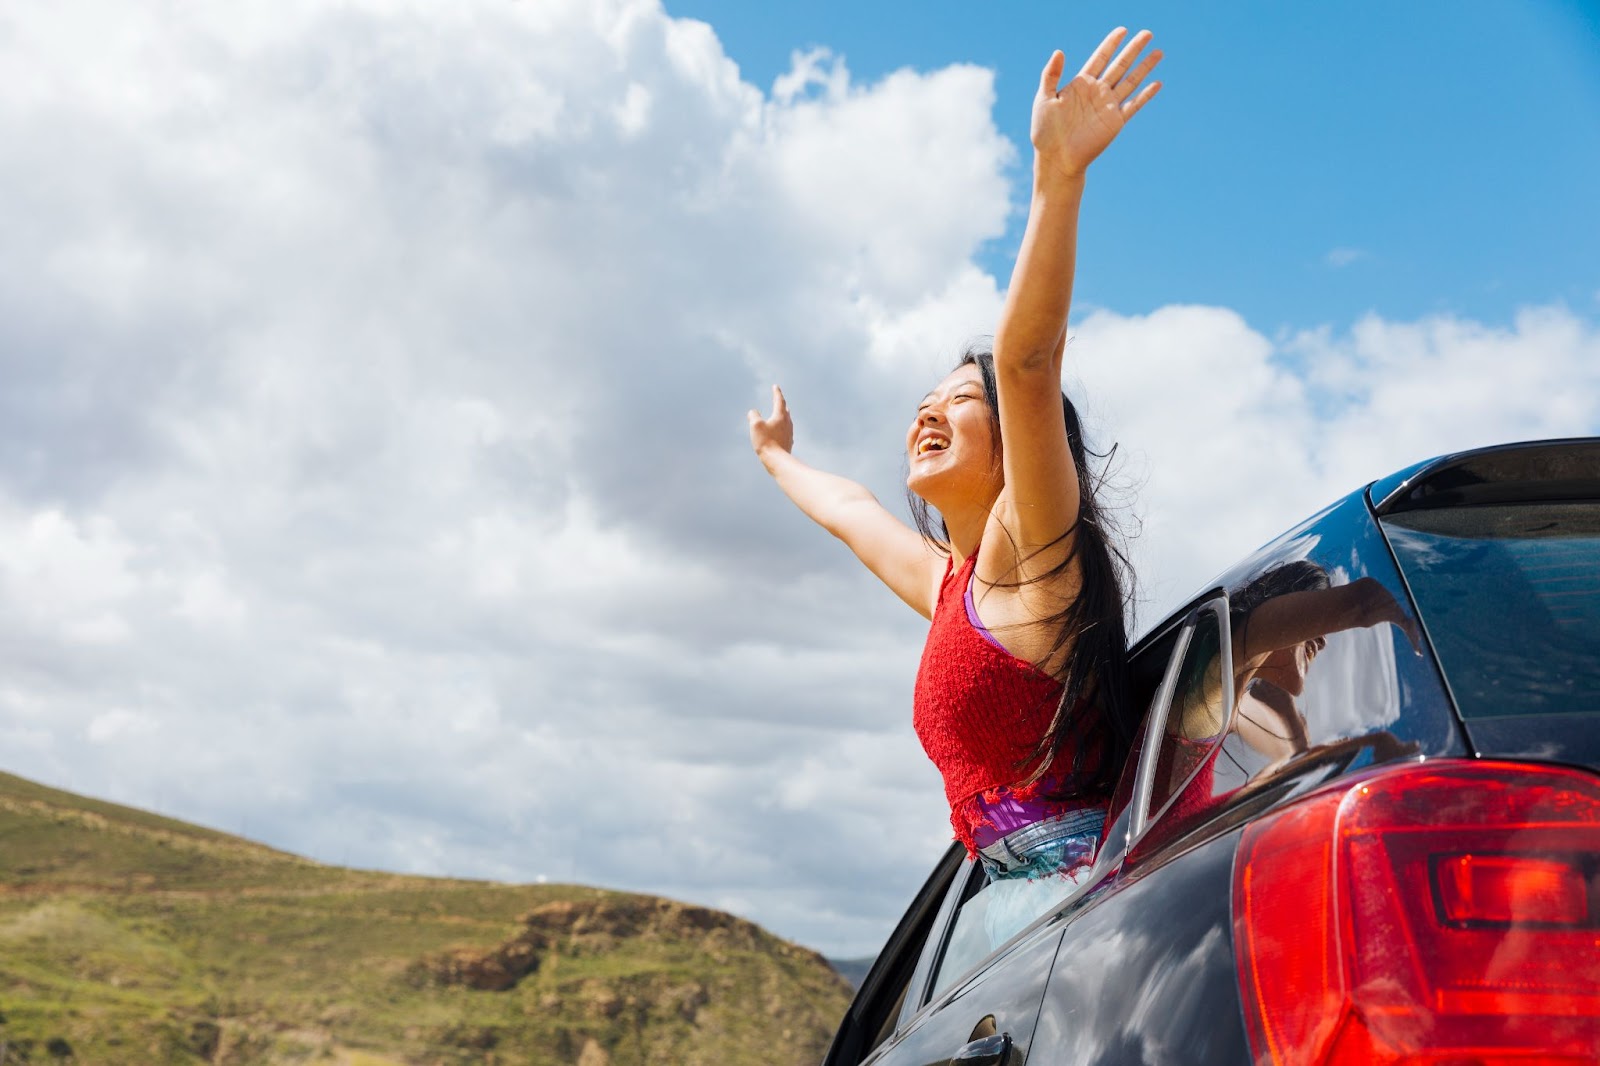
top-left (748, 29), bottom-right (1163, 889)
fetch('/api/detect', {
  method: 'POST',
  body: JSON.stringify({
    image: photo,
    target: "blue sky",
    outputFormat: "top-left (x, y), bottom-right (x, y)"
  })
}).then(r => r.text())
top-left (670, 0), bottom-right (1600, 330)
top-left (2, 0), bottom-right (1598, 959)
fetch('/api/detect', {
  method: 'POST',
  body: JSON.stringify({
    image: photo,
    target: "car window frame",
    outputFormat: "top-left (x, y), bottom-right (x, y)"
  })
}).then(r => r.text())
top-left (891, 849), bottom-right (979, 1036)
top-left (1125, 595), bottom-right (1236, 851)
top-left (826, 843), bottom-right (968, 1066)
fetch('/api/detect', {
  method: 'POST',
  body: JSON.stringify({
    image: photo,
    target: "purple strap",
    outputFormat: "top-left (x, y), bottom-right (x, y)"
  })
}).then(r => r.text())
top-left (963, 570), bottom-right (1008, 652)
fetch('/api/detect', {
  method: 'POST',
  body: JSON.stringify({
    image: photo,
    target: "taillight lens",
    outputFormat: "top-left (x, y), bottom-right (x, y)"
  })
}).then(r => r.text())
top-left (1233, 760), bottom-right (1600, 1065)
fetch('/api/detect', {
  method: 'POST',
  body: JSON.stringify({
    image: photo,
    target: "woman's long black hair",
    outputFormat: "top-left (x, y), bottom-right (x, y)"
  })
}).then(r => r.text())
top-left (907, 346), bottom-right (1137, 790)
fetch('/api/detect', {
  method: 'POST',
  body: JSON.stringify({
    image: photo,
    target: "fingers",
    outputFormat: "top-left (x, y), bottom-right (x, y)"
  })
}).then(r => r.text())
top-left (1122, 80), bottom-right (1162, 119)
top-left (1403, 617), bottom-right (1424, 654)
top-left (1114, 45), bottom-right (1163, 102)
top-left (1102, 28), bottom-right (1153, 85)
top-left (1079, 26), bottom-right (1126, 79)
top-left (750, 384), bottom-right (785, 428)
top-left (1038, 49), bottom-right (1065, 97)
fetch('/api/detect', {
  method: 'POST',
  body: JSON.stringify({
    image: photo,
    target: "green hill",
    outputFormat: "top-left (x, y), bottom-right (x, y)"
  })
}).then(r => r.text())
top-left (0, 770), bottom-right (851, 1064)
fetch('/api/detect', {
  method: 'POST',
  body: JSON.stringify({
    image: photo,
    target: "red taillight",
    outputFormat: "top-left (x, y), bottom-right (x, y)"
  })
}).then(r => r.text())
top-left (1436, 854), bottom-right (1589, 927)
top-left (1233, 760), bottom-right (1600, 1065)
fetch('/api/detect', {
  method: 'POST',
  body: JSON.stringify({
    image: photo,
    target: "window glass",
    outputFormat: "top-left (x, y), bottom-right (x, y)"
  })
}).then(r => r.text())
top-left (926, 861), bottom-right (992, 999)
top-left (1100, 616), bottom-right (1189, 856)
top-left (1225, 552), bottom-right (1423, 776)
top-left (927, 851), bottom-right (1091, 1000)
top-left (1148, 606), bottom-right (1227, 823)
top-left (1131, 493), bottom-right (1457, 866)
top-left (1382, 501), bottom-right (1600, 719)
top-left (1149, 543), bottom-right (1432, 846)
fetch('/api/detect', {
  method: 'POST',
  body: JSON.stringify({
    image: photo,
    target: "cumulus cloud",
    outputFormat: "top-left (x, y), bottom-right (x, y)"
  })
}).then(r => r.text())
top-left (1068, 303), bottom-right (1600, 622)
top-left (0, 0), bottom-right (1008, 955)
top-left (0, 0), bottom-right (1596, 959)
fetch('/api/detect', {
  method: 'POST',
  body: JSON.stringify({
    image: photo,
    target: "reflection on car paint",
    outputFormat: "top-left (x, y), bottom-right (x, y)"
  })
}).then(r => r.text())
top-left (1034, 835), bottom-right (1246, 1064)
top-left (870, 922), bottom-right (1062, 1066)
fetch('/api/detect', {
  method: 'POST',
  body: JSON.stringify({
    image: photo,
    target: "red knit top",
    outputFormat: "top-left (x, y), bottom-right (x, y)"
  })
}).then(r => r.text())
top-left (913, 551), bottom-right (1112, 855)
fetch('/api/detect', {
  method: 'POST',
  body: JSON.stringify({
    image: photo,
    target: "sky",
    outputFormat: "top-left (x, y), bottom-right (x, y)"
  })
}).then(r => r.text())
top-left (0, 0), bottom-right (1597, 959)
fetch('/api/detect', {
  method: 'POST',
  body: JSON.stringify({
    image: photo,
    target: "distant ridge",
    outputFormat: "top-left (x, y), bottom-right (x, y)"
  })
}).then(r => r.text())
top-left (827, 955), bottom-right (877, 990)
top-left (0, 767), bottom-right (850, 1064)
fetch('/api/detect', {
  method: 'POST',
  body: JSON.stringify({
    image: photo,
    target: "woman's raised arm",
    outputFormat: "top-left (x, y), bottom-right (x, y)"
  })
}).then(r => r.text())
top-left (983, 30), bottom-right (1162, 574)
top-left (749, 386), bottom-right (943, 618)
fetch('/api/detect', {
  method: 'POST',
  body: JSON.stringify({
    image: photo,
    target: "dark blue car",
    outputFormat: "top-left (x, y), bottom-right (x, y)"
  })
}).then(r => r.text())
top-left (826, 437), bottom-right (1600, 1066)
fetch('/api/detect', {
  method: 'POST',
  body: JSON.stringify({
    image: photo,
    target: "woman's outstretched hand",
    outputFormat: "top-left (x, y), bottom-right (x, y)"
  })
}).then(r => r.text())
top-left (1033, 27), bottom-right (1163, 180)
top-left (1348, 577), bottom-right (1425, 653)
top-left (748, 385), bottom-right (794, 466)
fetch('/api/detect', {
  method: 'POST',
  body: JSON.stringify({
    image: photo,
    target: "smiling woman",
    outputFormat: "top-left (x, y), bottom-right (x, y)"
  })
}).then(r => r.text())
top-left (747, 28), bottom-right (1162, 899)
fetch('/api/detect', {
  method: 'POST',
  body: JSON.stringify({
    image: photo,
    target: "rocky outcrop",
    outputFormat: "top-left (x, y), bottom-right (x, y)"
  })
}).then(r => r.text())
top-left (418, 895), bottom-right (831, 993)
top-left (0, 767), bottom-right (853, 1066)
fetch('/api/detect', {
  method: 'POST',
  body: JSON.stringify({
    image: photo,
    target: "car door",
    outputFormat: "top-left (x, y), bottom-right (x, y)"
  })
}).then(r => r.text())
top-left (863, 854), bottom-right (1067, 1066)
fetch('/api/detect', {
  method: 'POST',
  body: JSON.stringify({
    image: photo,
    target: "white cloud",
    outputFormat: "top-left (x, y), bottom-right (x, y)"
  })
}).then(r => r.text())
top-left (86, 708), bottom-right (156, 744)
top-left (0, 0), bottom-right (1596, 962)
top-left (1070, 302), bottom-right (1600, 622)
top-left (0, 0), bottom-right (1006, 956)
top-left (1325, 246), bottom-right (1366, 268)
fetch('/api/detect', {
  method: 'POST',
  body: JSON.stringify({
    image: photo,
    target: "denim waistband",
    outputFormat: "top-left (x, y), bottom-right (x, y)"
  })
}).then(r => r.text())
top-left (977, 805), bottom-right (1106, 867)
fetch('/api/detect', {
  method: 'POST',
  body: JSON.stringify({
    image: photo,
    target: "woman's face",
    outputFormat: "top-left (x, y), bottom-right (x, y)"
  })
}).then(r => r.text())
top-left (905, 364), bottom-right (1002, 506)
top-left (1256, 636), bottom-right (1326, 697)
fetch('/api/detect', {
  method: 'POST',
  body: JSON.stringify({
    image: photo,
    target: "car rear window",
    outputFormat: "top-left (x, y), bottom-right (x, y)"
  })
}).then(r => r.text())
top-left (1381, 501), bottom-right (1600, 719)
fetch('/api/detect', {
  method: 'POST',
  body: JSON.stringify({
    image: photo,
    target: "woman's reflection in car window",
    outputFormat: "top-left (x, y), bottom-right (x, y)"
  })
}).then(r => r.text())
top-left (1225, 562), bottom-right (1334, 767)
top-left (1159, 563), bottom-right (1423, 823)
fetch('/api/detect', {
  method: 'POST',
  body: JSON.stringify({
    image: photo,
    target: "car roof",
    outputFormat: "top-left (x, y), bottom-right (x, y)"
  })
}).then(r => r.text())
top-left (1369, 437), bottom-right (1600, 515)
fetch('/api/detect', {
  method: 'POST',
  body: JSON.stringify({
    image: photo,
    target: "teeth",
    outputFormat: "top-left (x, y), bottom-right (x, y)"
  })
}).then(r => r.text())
top-left (918, 438), bottom-right (947, 455)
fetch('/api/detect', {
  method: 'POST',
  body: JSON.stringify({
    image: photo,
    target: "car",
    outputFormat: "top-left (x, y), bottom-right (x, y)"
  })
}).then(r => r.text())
top-left (824, 437), bottom-right (1600, 1066)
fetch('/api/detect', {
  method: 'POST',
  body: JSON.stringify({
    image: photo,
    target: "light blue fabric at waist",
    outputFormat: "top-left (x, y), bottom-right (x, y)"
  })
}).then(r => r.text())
top-left (977, 805), bottom-right (1105, 881)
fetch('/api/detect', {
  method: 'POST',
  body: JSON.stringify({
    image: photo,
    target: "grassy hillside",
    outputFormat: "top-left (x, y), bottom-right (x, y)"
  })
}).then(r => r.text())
top-left (0, 770), bottom-right (851, 1064)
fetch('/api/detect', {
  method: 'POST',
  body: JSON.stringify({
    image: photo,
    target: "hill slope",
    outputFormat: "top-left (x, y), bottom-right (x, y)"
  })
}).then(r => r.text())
top-left (0, 770), bottom-right (850, 1064)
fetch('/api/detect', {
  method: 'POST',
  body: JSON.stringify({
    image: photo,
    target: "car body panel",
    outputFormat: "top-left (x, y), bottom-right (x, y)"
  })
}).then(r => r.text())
top-left (1035, 829), bottom-right (1247, 1065)
top-left (865, 916), bottom-right (1061, 1066)
top-left (1449, 714), bottom-right (1600, 766)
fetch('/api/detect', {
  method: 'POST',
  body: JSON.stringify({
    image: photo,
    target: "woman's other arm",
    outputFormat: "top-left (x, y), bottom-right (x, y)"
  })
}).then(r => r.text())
top-left (1237, 578), bottom-right (1423, 663)
top-left (749, 386), bottom-right (942, 618)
